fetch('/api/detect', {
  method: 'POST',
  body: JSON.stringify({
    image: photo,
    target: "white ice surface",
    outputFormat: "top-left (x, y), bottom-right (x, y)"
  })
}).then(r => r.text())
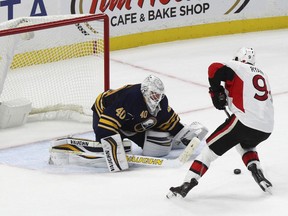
top-left (0, 29), bottom-right (287, 216)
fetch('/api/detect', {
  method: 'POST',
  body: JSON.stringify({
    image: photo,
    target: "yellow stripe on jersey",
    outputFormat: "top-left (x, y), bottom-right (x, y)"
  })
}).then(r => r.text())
top-left (99, 118), bottom-right (119, 130)
top-left (168, 115), bottom-right (180, 131)
top-left (98, 114), bottom-right (122, 134)
top-left (101, 114), bottom-right (122, 128)
top-left (158, 113), bottom-right (180, 131)
top-left (98, 124), bottom-right (119, 134)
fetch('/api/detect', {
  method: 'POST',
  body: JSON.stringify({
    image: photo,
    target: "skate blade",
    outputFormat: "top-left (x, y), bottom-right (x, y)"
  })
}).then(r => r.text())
top-left (264, 185), bottom-right (273, 195)
top-left (166, 190), bottom-right (181, 199)
top-left (260, 182), bottom-right (273, 194)
top-left (265, 187), bottom-right (272, 195)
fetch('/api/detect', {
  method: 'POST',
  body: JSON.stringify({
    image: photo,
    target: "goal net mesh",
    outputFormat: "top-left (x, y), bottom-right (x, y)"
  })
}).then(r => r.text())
top-left (0, 14), bottom-right (109, 122)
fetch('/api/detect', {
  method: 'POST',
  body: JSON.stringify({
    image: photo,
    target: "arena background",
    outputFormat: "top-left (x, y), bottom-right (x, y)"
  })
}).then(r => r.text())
top-left (0, 0), bottom-right (287, 50)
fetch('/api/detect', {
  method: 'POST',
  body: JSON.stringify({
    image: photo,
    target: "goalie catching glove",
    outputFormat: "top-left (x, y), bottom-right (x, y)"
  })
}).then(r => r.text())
top-left (171, 122), bottom-right (208, 149)
top-left (209, 86), bottom-right (227, 110)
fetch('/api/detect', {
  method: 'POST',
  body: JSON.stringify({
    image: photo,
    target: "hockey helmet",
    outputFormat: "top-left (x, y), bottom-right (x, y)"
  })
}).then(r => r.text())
top-left (141, 75), bottom-right (165, 116)
top-left (233, 47), bottom-right (255, 65)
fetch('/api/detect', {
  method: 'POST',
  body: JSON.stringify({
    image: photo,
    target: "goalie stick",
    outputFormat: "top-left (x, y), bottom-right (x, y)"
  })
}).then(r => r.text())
top-left (50, 137), bottom-right (201, 168)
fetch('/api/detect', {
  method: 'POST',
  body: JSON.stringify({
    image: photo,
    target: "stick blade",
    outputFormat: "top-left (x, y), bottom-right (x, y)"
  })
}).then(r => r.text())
top-left (178, 137), bottom-right (200, 164)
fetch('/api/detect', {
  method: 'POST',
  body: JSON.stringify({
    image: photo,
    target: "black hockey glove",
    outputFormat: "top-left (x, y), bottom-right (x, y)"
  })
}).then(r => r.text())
top-left (209, 86), bottom-right (227, 110)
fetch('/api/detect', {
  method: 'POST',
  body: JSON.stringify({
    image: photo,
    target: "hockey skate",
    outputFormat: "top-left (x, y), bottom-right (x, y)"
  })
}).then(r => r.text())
top-left (166, 178), bottom-right (198, 199)
top-left (248, 163), bottom-right (272, 193)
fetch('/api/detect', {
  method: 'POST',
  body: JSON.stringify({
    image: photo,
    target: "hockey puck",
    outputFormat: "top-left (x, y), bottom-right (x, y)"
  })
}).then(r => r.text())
top-left (234, 168), bottom-right (241, 175)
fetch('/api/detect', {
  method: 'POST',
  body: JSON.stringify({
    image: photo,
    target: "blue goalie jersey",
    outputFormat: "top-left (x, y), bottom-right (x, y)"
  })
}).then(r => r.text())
top-left (91, 84), bottom-right (184, 147)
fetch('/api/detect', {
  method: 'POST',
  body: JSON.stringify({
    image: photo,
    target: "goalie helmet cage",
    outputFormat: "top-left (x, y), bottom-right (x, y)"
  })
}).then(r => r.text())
top-left (0, 14), bottom-right (109, 122)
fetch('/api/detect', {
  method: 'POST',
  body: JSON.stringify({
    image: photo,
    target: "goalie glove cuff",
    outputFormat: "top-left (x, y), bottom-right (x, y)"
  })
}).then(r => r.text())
top-left (171, 122), bottom-right (208, 149)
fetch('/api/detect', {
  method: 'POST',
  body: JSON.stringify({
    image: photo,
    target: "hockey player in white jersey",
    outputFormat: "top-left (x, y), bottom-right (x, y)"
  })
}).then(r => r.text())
top-left (167, 47), bottom-right (274, 198)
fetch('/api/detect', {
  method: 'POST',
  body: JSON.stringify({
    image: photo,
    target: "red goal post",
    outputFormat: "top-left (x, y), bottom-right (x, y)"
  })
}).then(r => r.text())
top-left (0, 14), bottom-right (109, 123)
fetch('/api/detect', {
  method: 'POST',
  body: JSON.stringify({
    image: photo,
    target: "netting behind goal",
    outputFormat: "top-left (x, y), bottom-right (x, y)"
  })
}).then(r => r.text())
top-left (0, 14), bottom-right (109, 122)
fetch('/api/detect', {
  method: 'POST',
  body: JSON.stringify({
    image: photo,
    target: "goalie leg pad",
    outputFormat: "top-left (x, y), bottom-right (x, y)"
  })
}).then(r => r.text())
top-left (101, 134), bottom-right (129, 172)
top-left (49, 151), bottom-right (69, 166)
top-left (142, 130), bottom-right (172, 157)
top-left (51, 137), bottom-right (132, 153)
top-left (123, 139), bottom-right (132, 153)
top-left (50, 137), bottom-right (131, 170)
top-left (49, 138), bottom-right (107, 168)
top-left (49, 150), bottom-right (107, 168)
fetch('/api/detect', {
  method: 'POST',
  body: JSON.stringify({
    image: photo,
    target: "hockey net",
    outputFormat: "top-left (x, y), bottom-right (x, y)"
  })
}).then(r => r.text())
top-left (0, 14), bottom-right (109, 123)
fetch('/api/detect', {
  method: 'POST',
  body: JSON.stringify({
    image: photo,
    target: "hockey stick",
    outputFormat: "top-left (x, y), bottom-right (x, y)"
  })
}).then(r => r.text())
top-left (50, 137), bottom-right (201, 168)
top-left (224, 107), bottom-right (231, 118)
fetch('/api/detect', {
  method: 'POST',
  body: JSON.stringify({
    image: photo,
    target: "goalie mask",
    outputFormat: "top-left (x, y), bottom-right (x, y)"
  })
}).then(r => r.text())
top-left (233, 47), bottom-right (255, 65)
top-left (141, 75), bottom-right (165, 116)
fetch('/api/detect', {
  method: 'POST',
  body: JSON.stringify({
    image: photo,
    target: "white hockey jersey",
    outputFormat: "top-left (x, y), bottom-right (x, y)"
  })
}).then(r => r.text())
top-left (224, 60), bottom-right (274, 133)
